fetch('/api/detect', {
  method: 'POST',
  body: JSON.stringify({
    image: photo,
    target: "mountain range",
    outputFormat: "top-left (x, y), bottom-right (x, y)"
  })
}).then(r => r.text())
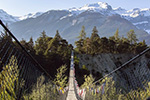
top-left (0, 2), bottom-right (150, 45)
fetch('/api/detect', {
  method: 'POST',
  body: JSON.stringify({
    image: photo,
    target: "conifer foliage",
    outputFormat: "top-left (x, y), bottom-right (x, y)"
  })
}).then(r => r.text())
top-left (75, 26), bottom-right (148, 55)
top-left (11, 30), bottom-right (72, 78)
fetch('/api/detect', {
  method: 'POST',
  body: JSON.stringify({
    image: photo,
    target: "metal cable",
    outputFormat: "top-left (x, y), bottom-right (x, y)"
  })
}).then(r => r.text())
top-left (92, 47), bottom-right (150, 85)
top-left (0, 20), bottom-right (53, 80)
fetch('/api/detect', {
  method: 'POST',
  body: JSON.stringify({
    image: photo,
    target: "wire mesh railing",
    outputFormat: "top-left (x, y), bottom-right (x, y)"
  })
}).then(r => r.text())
top-left (0, 20), bottom-right (57, 100)
top-left (84, 47), bottom-right (150, 100)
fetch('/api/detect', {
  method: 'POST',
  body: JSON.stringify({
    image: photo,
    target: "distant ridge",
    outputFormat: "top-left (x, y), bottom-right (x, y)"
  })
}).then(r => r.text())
top-left (0, 2), bottom-right (150, 45)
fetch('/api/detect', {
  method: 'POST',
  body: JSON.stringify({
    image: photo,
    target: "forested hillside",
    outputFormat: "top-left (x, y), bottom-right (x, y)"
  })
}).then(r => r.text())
top-left (75, 26), bottom-right (148, 55)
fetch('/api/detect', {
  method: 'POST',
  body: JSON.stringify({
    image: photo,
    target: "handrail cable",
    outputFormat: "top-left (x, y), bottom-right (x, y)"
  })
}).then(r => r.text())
top-left (0, 20), bottom-right (53, 80)
top-left (92, 47), bottom-right (150, 85)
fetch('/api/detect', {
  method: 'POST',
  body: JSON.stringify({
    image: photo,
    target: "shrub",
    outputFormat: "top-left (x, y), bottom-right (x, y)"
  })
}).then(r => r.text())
top-left (82, 65), bottom-right (88, 70)
top-left (24, 75), bottom-right (59, 100)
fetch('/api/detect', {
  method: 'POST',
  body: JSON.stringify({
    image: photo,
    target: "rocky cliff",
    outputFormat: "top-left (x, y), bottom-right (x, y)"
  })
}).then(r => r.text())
top-left (77, 51), bottom-right (150, 90)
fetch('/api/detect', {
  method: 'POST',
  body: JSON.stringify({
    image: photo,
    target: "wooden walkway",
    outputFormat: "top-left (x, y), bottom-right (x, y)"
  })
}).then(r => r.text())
top-left (66, 51), bottom-right (78, 100)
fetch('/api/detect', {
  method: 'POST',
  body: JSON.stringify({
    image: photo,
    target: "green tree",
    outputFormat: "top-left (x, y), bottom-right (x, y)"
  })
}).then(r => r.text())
top-left (28, 37), bottom-right (34, 49)
top-left (83, 37), bottom-right (91, 54)
top-left (1, 23), bottom-right (12, 42)
top-left (77, 26), bottom-right (86, 40)
top-left (43, 30), bottom-right (71, 77)
top-left (45, 30), bottom-right (64, 55)
top-left (75, 26), bottom-right (87, 53)
top-left (90, 26), bottom-right (99, 41)
top-left (100, 37), bottom-right (109, 53)
top-left (121, 36), bottom-right (129, 43)
top-left (127, 29), bottom-right (138, 44)
top-left (108, 39), bottom-right (116, 53)
top-left (20, 38), bottom-right (27, 47)
top-left (34, 31), bottom-right (52, 56)
top-left (90, 26), bottom-right (100, 54)
top-left (27, 37), bottom-right (35, 54)
top-left (45, 30), bottom-right (70, 57)
top-left (54, 65), bottom-right (68, 88)
top-left (114, 29), bottom-right (120, 41)
top-left (75, 39), bottom-right (84, 53)
top-left (55, 30), bottom-right (62, 41)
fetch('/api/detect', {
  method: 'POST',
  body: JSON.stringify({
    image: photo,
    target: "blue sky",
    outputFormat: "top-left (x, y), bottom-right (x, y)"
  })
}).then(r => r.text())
top-left (0, 0), bottom-right (149, 16)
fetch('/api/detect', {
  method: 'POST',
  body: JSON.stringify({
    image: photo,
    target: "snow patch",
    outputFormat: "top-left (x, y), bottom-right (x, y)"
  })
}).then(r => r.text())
top-left (113, 7), bottom-right (127, 15)
top-left (60, 14), bottom-right (73, 20)
top-left (72, 20), bottom-right (77, 25)
top-left (117, 8), bottom-right (150, 18)
top-left (19, 12), bottom-right (43, 20)
top-left (145, 29), bottom-right (150, 34)
top-left (60, 16), bottom-right (68, 20)
top-left (133, 21), bottom-right (148, 25)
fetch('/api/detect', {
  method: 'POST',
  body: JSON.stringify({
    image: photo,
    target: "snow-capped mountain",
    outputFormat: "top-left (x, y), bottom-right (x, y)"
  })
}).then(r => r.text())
top-left (124, 8), bottom-right (150, 18)
top-left (113, 7), bottom-right (150, 34)
top-left (0, 9), bottom-right (19, 24)
top-left (1, 2), bottom-right (150, 44)
top-left (68, 2), bottom-right (150, 19)
top-left (114, 7), bottom-right (150, 21)
top-left (0, 9), bottom-right (43, 24)
top-left (67, 2), bottom-right (150, 34)
top-left (68, 2), bottom-right (115, 16)
top-left (113, 7), bottom-right (127, 15)
top-left (19, 12), bottom-right (43, 20)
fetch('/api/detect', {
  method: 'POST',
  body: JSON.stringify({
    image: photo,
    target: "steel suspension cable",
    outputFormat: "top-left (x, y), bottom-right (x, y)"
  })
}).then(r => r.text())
top-left (92, 47), bottom-right (150, 85)
top-left (0, 19), bottom-right (53, 80)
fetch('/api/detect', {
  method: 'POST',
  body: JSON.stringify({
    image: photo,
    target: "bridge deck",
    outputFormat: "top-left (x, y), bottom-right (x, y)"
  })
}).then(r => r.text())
top-left (66, 52), bottom-right (78, 100)
top-left (66, 70), bottom-right (78, 100)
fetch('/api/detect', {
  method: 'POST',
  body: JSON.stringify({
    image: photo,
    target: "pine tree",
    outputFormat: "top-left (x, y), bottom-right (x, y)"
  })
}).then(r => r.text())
top-left (142, 40), bottom-right (146, 46)
top-left (44, 30), bottom-right (62, 56)
top-left (55, 30), bottom-right (62, 41)
top-left (114, 29), bottom-right (119, 41)
top-left (75, 26), bottom-right (87, 53)
top-left (108, 39), bottom-right (116, 53)
top-left (90, 26), bottom-right (99, 41)
top-left (77, 26), bottom-right (86, 40)
top-left (27, 37), bottom-right (35, 54)
top-left (41, 30), bottom-right (46, 38)
top-left (20, 38), bottom-right (27, 47)
top-left (43, 31), bottom-right (71, 77)
top-left (127, 29), bottom-right (138, 44)
top-left (1, 23), bottom-right (12, 42)
top-left (34, 31), bottom-right (52, 55)
top-left (83, 37), bottom-right (91, 54)
top-left (75, 39), bottom-right (84, 53)
top-left (28, 37), bottom-right (34, 48)
top-left (100, 37), bottom-right (109, 53)
top-left (121, 36), bottom-right (129, 43)
top-left (90, 26), bottom-right (100, 54)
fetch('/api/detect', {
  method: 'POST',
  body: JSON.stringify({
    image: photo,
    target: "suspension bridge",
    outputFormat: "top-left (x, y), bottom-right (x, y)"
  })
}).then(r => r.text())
top-left (66, 51), bottom-right (78, 100)
top-left (0, 19), bottom-right (150, 100)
